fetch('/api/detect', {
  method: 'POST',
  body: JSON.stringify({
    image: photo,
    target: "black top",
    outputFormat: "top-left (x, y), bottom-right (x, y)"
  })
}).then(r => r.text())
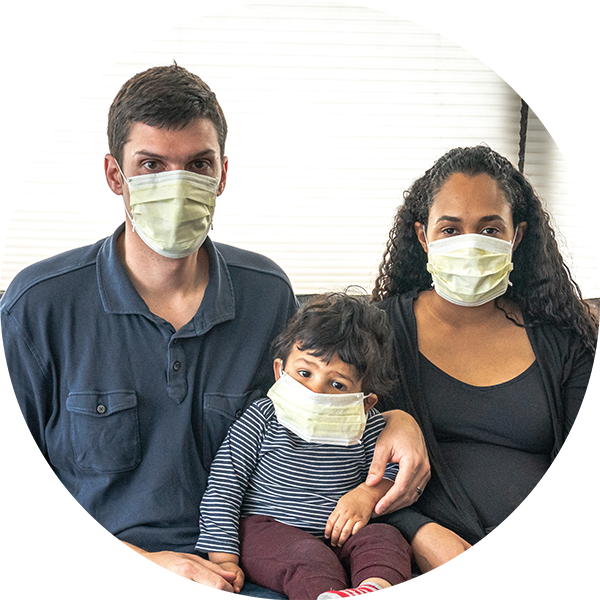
top-left (377, 289), bottom-right (594, 545)
top-left (1, 224), bottom-right (297, 553)
top-left (419, 353), bottom-right (552, 532)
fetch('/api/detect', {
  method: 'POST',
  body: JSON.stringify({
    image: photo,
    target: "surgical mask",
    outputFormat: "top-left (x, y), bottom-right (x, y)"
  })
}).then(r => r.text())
top-left (118, 164), bottom-right (219, 259)
top-left (426, 231), bottom-right (517, 307)
top-left (267, 370), bottom-right (370, 446)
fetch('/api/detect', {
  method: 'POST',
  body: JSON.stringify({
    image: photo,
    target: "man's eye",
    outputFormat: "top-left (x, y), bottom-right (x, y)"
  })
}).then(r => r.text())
top-left (441, 227), bottom-right (458, 235)
top-left (332, 381), bottom-right (345, 391)
top-left (142, 160), bottom-right (158, 170)
top-left (194, 160), bottom-right (209, 170)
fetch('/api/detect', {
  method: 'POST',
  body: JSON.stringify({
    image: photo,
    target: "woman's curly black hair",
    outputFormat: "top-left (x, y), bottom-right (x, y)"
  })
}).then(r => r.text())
top-left (372, 145), bottom-right (598, 354)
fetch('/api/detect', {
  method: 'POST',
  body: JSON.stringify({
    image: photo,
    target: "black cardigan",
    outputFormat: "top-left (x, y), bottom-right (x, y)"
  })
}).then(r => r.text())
top-left (376, 289), bottom-right (594, 545)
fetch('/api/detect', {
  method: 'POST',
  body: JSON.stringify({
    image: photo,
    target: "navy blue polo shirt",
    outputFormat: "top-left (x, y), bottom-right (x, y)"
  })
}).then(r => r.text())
top-left (1, 224), bottom-right (297, 553)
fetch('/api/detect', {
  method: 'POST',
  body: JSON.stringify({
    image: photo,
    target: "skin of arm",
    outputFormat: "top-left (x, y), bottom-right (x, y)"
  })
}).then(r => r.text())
top-left (208, 552), bottom-right (245, 594)
top-left (366, 410), bottom-right (431, 514)
top-left (122, 542), bottom-right (237, 592)
top-left (409, 523), bottom-right (472, 573)
top-left (325, 479), bottom-right (394, 547)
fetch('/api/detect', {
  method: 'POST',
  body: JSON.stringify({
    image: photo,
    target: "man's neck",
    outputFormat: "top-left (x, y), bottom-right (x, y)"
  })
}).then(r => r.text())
top-left (116, 226), bottom-right (210, 329)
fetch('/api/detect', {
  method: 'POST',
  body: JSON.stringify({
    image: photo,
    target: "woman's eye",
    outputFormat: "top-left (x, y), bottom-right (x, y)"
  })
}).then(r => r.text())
top-left (298, 370), bottom-right (311, 379)
top-left (332, 381), bottom-right (345, 391)
top-left (441, 227), bottom-right (458, 235)
top-left (481, 227), bottom-right (499, 235)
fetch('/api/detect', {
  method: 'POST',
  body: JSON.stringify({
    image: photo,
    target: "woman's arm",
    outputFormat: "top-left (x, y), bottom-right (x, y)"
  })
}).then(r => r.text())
top-left (410, 522), bottom-right (471, 572)
top-left (366, 409), bottom-right (431, 514)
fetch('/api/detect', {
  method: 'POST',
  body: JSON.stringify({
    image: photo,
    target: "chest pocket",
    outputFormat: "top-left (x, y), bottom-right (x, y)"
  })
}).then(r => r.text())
top-left (202, 390), bottom-right (262, 471)
top-left (66, 391), bottom-right (141, 473)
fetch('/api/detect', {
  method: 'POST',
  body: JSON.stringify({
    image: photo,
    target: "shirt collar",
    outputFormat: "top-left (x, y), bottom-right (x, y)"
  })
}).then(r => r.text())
top-left (97, 224), bottom-right (235, 334)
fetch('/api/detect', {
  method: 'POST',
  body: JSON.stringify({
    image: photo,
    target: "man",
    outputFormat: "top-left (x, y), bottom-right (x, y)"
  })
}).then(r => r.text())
top-left (1, 64), bottom-right (429, 595)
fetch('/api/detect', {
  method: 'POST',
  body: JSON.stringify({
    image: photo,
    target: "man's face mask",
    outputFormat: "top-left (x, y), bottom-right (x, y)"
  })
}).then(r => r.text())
top-left (267, 370), bottom-right (370, 446)
top-left (118, 163), bottom-right (219, 259)
top-left (425, 231), bottom-right (517, 307)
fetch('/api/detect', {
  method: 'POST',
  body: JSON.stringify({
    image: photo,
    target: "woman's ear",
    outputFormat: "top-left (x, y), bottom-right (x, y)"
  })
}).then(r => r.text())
top-left (414, 222), bottom-right (428, 254)
top-left (273, 358), bottom-right (283, 381)
top-left (513, 221), bottom-right (527, 251)
top-left (363, 393), bottom-right (378, 413)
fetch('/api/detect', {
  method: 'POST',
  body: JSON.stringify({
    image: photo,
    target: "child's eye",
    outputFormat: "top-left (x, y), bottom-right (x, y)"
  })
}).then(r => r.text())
top-left (298, 370), bottom-right (311, 379)
top-left (332, 381), bottom-right (346, 391)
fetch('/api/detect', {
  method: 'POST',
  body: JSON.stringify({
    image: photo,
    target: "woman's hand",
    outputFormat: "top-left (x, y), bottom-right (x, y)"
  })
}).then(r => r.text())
top-left (366, 410), bottom-right (431, 514)
top-left (410, 522), bottom-right (472, 573)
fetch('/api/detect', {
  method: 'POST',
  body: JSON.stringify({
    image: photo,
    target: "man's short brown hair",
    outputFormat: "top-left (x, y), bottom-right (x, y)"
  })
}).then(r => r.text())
top-left (107, 63), bottom-right (227, 165)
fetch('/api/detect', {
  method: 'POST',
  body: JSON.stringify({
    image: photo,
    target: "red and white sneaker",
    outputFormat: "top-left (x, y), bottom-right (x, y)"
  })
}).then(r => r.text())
top-left (317, 583), bottom-right (383, 599)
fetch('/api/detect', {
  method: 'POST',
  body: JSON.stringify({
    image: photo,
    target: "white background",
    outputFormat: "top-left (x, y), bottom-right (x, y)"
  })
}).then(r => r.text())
top-left (1, 2), bottom-right (597, 299)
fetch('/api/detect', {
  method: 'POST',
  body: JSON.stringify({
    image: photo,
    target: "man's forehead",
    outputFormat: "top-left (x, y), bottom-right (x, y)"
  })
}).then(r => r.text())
top-left (124, 119), bottom-right (220, 149)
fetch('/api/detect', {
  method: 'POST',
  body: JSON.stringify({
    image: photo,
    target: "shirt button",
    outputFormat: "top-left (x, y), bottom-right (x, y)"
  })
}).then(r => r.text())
top-left (173, 361), bottom-right (181, 371)
top-left (172, 339), bottom-right (178, 345)
top-left (235, 410), bottom-right (243, 419)
top-left (97, 404), bottom-right (107, 414)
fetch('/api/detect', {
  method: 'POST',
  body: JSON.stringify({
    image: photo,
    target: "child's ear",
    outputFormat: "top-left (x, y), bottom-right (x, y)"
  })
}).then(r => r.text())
top-left (273, 358), bottom-right (283, 381)
top-left (363, 393), bottom-right (378, 413)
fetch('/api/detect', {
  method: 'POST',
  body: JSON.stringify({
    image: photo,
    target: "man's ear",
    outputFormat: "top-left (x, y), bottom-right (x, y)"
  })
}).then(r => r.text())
top-left (105, 154), bottom-right (125, 196)
top-left (364, 393), bottom-right (378, 413)
top-left (273, 358), bottom-right (283, 381)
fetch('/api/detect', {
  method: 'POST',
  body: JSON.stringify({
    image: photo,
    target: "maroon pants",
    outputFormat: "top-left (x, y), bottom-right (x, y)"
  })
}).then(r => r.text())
top-left (239, 515), bottom-right (412, 599)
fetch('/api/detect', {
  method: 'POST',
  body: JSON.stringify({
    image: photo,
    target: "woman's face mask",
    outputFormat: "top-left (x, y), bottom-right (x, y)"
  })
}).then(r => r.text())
top-left (425, 230), bottom-right (517, 307)
top-left (118, 164), bottom-right (220, 259)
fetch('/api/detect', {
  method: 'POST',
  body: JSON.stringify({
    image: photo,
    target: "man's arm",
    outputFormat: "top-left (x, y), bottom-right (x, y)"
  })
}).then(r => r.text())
top-left (366, 409), bottom-right (430, 514)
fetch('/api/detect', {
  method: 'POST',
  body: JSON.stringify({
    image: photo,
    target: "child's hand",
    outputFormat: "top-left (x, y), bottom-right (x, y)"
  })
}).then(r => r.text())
top-left (208, 553), bottom-right (245, 594)
top-left (218, 562), bottom-right (245, 594)
top-left (325, 486), bottom-right (378, 547)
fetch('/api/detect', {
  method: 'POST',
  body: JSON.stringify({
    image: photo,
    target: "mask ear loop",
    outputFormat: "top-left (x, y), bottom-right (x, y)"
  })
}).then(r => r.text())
top-left (511, 224), bottom-right (520, 248)
top-left (114, 160), bottom-right (138, 234)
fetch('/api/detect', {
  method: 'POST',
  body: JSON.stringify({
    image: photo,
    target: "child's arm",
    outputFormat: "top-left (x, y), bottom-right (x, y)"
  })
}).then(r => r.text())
top-left (209, 552), bottom-right (245, 594)
top-left (324, 478), bottom-right (394, 547)
top-left (325, 410), bottom-right (399, 547)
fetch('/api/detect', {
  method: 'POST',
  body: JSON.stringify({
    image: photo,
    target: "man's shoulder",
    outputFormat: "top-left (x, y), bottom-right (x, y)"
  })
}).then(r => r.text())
top-left (213, 241), bottom-right (292, 287)
top-left (1, 238), bottom-right (106, 312)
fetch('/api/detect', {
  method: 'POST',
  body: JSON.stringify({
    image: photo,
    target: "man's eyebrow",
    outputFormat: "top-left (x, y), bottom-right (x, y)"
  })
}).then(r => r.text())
top-left (132, 149), bottom-right (217, 160)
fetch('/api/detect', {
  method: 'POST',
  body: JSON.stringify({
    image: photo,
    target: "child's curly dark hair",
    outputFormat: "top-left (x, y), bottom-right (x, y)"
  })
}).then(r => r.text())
top-left (272, 292), bottom-right (397, 396)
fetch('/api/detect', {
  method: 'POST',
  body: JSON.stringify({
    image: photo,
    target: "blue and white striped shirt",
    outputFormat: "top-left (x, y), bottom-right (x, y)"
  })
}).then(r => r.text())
top-left (196, 397), bottom-right (398, 555)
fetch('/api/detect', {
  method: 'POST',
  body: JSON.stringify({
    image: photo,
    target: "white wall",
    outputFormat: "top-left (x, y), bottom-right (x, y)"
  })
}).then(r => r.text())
top-left (1, 1), bottom-right (596, 298)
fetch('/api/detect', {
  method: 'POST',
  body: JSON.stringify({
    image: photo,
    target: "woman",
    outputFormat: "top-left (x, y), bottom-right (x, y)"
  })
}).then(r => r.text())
top-left (372, 145), bottom-right (597, 573)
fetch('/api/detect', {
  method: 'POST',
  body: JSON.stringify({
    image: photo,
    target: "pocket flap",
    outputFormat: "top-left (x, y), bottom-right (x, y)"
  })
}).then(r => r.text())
top-left (66, 391), bottom-right (137, 417)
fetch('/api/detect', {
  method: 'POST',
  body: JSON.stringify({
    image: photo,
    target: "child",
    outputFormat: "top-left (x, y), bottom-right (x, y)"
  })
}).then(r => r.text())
top-left (196, 293), bottom-right (412, 598)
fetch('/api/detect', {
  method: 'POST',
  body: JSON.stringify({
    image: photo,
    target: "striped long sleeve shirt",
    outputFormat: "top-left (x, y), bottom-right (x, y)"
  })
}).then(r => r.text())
top-left (196, 397), bottom-right (398, 555)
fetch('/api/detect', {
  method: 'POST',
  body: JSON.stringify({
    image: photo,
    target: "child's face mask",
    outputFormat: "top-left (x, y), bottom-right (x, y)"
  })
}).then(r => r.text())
top-left (267, 370), bottom-right (370, 446)
top-left (118, 164), bottom-right (219, 259)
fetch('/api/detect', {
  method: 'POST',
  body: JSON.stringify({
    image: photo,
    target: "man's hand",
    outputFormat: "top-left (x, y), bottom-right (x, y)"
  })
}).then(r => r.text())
top-left (366, 410), bottom-right (430, 514)
top-left (209, 552), bottom-right (245, 594)
top-left (410, 522), bottom-right (471, 573)
top-left (123, 542), bottom-right (237, 592)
